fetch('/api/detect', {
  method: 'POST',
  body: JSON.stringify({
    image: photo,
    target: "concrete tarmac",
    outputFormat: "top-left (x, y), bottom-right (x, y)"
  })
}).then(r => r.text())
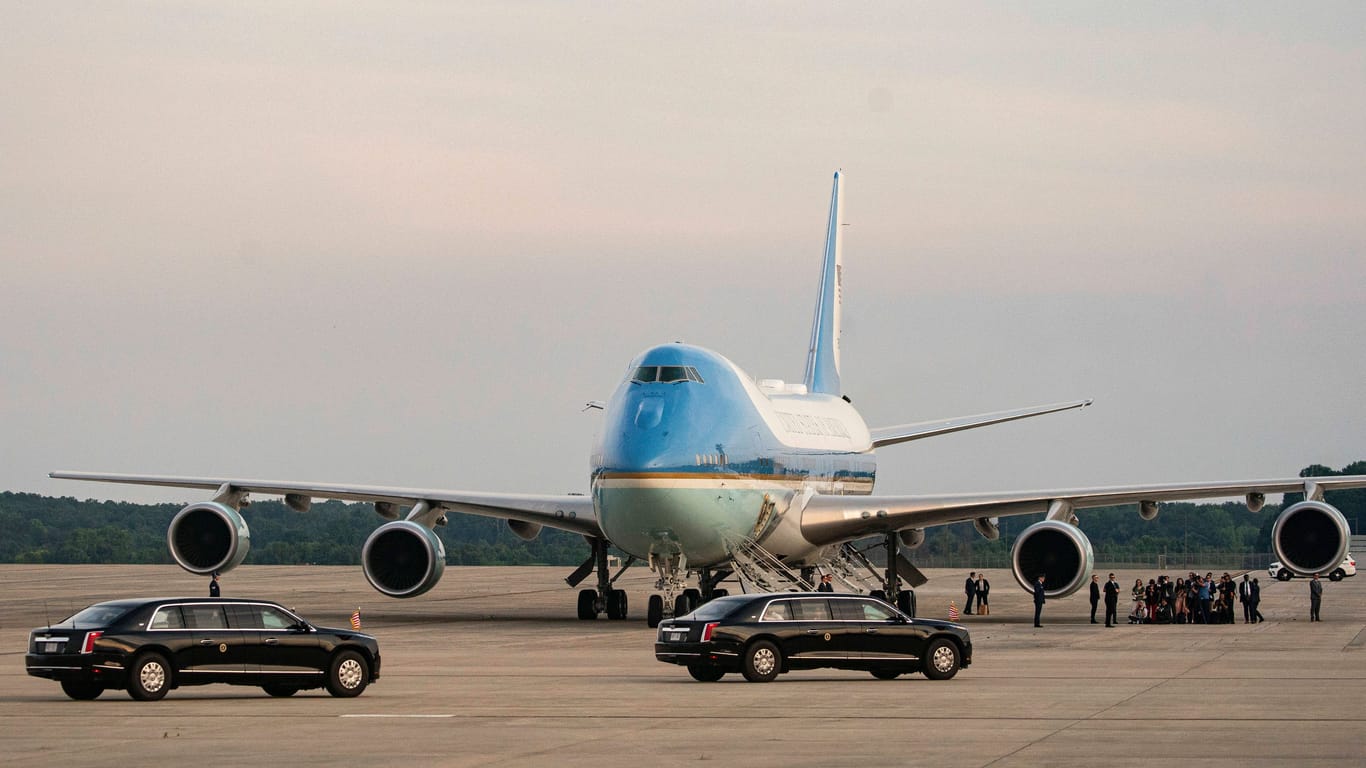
top-left (2, 563), bottom-right (1363, 767)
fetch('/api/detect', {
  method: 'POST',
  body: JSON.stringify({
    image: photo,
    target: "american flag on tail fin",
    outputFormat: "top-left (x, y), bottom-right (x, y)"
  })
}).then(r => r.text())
top-left (948, 602), bottom-right (960, 621)
top-left (350, 608), bottom-right (362, 630)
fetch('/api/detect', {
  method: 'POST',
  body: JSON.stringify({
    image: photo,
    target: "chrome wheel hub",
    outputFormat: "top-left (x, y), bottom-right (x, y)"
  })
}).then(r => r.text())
top-left (931, 645), bottom-right (955, 673)
top-left (752, 648), bottom-right (776, 676)
top-left (337, 658), bottom-right (364, 689)
top-left (141, 662), bottom-right (166, 692)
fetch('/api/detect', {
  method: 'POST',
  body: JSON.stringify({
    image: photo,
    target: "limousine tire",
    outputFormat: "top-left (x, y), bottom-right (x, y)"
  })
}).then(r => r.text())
top-left (742, 640), bottom-right (781, 683)
top-left (326, 650), bottom-right (370, 697)
top-left (128, 652), bottom-right (172, 701)
top-left (869, 669), bottom-right (901, 681)
top-left (262, 684), bottom-right (299, 697)
top-left (687, 664), bottom-right (725, 682)
top-left (61, 680), bottom-right (104, 700)
top-left (923, 639), bottom-right (960, 681)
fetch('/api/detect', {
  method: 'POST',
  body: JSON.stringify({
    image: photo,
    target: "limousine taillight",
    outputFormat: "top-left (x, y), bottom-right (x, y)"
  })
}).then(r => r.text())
top-left (81, 631), bottom-right (102, 654)
top-left (700, 622), bottom-right (719, 642)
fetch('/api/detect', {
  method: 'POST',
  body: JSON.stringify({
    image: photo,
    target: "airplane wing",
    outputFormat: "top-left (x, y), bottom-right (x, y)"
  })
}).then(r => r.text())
top-left (869, 399), bottom-right (1092, 448)
top-left (48, 471), bottom-right (602, 537)
top-left (799, 475), bottom-right (1366, 546)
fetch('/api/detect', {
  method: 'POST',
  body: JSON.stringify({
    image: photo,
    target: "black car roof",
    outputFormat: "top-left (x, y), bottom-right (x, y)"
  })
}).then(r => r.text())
top-left (91, 597), bottom-right (289, 609)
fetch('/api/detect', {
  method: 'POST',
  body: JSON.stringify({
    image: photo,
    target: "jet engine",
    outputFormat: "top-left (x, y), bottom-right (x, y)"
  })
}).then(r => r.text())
top-left (361, 520), bottom-right (446, 598)
top-left (1271, 500), bottom-right (1350, 578)
top-left (167, 502), bottom-right (251, 575)
top-left (1011, 519), bottom-right (1094, 599)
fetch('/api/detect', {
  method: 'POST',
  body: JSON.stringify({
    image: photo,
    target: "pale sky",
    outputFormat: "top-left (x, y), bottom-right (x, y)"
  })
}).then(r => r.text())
top-left (3, 3), bottom-right (1364, 505)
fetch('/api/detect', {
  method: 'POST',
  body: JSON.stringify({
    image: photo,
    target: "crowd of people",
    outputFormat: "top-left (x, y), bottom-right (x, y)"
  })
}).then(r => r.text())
top-left (1113, 571), bottom-right (1265, 625)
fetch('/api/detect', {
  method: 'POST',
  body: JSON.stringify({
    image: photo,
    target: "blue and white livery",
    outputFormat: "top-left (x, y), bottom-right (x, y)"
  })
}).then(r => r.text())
top-left (53, 172), bottom-right (1366, 626)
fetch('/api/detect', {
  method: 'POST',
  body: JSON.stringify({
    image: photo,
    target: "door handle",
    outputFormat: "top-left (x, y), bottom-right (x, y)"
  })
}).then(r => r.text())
top-left (805, 629), bottom-right (821, 635)
top-left (198, 639), bottom-right (215, 645)
top-left (264, 638), bottom-right (279, 645)
top-left (864, 628), bottom-right (878, 634)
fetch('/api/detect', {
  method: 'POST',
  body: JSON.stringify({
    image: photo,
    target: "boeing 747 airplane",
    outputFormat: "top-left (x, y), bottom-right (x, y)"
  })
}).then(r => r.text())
top-left (53, 172), bottom-right (1366, 626)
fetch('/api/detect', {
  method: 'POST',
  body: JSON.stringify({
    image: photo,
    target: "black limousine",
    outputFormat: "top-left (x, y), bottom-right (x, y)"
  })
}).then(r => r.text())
top-left (655, 593), bottom-right (971, 682)
top-left (26, 597), bottom-right (380, 701)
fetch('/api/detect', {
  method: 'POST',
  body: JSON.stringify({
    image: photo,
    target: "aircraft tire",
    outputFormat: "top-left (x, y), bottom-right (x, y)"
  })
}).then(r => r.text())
top-left (577, 589), bottom-right (598, 620)
top-left (647, 595), bottom-right (664, 628)
top-left (606, 589), bottom-right (628, 620)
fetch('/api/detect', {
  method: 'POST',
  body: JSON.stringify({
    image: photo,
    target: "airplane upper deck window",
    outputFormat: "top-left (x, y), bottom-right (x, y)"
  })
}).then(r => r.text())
top-left (631, 365), bottom-right (704, 384)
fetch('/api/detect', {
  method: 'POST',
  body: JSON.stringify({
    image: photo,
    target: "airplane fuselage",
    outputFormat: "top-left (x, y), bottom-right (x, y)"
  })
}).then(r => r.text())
top-left (592, 343), bottom-right (876, 567)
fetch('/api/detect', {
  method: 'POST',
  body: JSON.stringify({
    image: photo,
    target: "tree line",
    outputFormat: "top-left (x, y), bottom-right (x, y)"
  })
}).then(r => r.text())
top-left (2, 462), bottom-right (1360, 566)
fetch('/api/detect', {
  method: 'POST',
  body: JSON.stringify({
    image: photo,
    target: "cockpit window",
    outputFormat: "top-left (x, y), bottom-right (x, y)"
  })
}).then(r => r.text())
top-left (631, 365), bottom-right (704, 384)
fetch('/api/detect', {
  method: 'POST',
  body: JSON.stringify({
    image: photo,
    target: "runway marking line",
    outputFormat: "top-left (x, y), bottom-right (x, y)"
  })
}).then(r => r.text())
top-left (340, 714), bottom-right (455, 719)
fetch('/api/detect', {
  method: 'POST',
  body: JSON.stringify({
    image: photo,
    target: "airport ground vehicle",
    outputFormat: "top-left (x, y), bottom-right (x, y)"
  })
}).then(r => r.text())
top-left (26, 597), bottom-right (380, 701)
top-left (1269, 554), bottom-right (1356, 581)
top-left (654, 593), bottom-right (971, 683)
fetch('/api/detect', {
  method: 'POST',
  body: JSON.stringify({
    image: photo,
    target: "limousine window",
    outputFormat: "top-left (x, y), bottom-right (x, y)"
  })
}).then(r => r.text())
top-left (832, 599), bottom-right (896, 622)
top-left (761, 601), bottom-right (791, 621)
top-left (183, 604), bottom-right (227, 630)
top-left (790, 599), bottom-right (832, 621)
top-left (150, 606), bottom-right (185, 630)
top-left (221, 603), bottom-right (298, 630)
top-left (63, 604), bottom-right (129, 627)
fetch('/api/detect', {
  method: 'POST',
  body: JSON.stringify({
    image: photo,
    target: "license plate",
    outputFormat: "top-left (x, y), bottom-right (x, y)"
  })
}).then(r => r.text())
top-left (42, 642), bottom-right (61, 653)
top-left (665, 630), bottom-right (688, 642)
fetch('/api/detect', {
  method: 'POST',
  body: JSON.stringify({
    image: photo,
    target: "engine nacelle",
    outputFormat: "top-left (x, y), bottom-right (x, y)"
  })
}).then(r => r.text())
top-left (507, 519), bottom-right (543, 541)
top-left (167, 501), bottom-right (251, 575)
top-left (1011, 519), bottom-right (1094, 599)
top-left (1139, 500), bottom-right (1159, 521)
top-left (1271, 500), bottom-right (1350, 577)
top-left (898, 528), bottom-right (926, 549)
top-left (362, 520), bottom-right (446, 598)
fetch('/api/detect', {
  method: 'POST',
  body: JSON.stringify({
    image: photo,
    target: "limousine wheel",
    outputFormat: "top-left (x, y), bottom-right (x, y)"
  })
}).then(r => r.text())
top-left (61, 681), bottom-right (104, 700)
top-left (262, 684), bottom-right (299, 697)
top-left (742, 640), bottom-right (781, 683)
top-left (326, 650), bottom-right (370, 698)
top-left (128, 652), bottom-right (171, 701)
top-left (687, 664), bottom-right (725, 682)
top-left (923, 639), bottom-right (960, 681)
top-left (869, 669), bottom-right (901, 680)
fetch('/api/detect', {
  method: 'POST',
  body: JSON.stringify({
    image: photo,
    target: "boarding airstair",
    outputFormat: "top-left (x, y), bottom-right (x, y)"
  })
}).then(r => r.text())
top-left (821, 542), bottom-right (884, 594)
top-left (726, 537), bottom-right (811, 594)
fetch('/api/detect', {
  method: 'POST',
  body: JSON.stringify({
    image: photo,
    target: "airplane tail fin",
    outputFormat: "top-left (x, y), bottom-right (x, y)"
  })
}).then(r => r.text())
top-left (803, 171), bottom-right (844, 395)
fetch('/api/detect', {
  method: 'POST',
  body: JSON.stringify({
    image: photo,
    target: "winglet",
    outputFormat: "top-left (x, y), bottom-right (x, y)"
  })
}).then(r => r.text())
top-left (803, 171), bottom-right (844, 395)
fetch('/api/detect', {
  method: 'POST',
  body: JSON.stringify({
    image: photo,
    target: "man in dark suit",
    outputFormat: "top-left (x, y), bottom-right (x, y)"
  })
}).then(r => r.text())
top-left (1088, 574), bottom-right (1101, 624)
top-left (209, 572), bottom-right (220, 597)
top-left (1250, 577), bottom-right (1265, 623)
top-left (817, 574), bottom-right (834, 592)
top-left (1103, 573), bottom-right (1120, 627)
top-left (1309, 573), bottom-right (1323, 621)
top-left (964, 572), bottom-right (977, 616)
top-left (1032, 573), bottom-right (1046, 627)
top-left (1239, 574), bottom-right (1253, 623)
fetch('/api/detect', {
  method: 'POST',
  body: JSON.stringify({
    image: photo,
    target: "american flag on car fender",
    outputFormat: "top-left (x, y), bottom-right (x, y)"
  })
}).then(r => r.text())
top-left (350, 608), bottom-right (362, 630)
top-left (948, 602), bottom-right (960, 621)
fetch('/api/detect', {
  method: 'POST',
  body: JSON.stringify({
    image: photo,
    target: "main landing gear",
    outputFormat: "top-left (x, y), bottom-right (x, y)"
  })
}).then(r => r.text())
top-left (566, 537), bottom-right (634, 620)
top-left (877, 531), bottom-right (918, 618)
